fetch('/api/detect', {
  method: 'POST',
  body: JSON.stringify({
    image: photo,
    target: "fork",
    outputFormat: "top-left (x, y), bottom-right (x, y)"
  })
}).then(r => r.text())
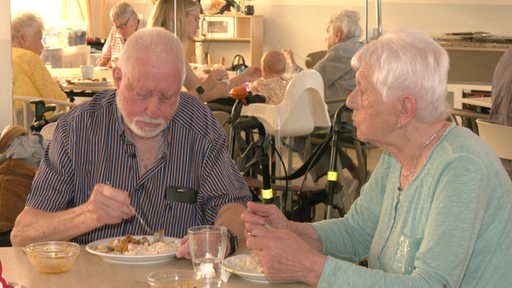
top-left (128, 205), bottom-right (153, 235)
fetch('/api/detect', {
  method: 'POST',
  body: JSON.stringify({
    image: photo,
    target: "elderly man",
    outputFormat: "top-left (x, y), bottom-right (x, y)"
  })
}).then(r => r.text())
top-left (96, 2), bottom-right (146, 68)
top-left (11, 27), bottom-right (251, 258)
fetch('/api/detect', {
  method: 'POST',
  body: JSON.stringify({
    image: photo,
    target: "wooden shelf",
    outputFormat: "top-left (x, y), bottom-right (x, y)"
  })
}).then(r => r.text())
top-left (189, 15), bottom-right (263, 66)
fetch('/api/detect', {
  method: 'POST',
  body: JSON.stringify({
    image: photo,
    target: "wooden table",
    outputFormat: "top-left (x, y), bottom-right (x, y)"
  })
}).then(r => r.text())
top-left (0, 247), bottom-right (306, 288)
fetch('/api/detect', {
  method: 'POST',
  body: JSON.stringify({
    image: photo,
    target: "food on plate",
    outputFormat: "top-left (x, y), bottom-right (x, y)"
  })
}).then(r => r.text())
top-left (93, 235), bottom-right (180, 255)
top-left (241, 253), bottom-right (264, 273)
top-left (65, 77), bottom-right (108, 85)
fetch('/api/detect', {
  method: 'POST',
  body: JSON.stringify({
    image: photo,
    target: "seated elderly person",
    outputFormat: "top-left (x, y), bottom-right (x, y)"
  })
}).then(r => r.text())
top-left (96, 1), bottom-right (146, 68)
top-left (11, 12), bottom-right (67, 122)
top-left (242, 29), bottom-right (512, 287)
top-left (282, 9), bottom-right (363, 115)
top-left (11, 28), bottom-right (251, 259)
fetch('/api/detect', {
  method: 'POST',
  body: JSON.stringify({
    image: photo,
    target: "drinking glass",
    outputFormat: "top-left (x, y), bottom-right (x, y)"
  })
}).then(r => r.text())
top-left (188, 225), bottom-right (227, 288)
top-left (80, 65), bottom-right (94, 79)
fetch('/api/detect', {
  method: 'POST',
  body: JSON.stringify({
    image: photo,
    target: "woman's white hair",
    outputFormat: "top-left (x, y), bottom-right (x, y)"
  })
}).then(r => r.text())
top-left (328, 10), bottom-right (362, 41)
top-left (118, 27), bottom-right (186, 85)
top-left (351, 29), bottom-right (450, 122)
top-left (11, 12), bottom-right (44, 41)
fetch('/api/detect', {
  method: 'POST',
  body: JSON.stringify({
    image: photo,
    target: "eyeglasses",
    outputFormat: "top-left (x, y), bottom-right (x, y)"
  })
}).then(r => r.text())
top-left (114, 15), bottom-right (132, 30)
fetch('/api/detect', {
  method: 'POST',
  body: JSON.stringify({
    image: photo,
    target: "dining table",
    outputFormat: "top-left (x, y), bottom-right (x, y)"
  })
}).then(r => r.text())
top-left (50, 67), bottom-right (115, 101)
top-left (0, 246), bottom-right (308, 288)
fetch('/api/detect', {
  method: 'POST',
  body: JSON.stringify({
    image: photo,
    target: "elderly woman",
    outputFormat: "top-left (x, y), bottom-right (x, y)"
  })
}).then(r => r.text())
top-left (241, 29), bottom-right (512, 287)
top-left (283, 10), bottom-right (363, 115)
top-left (148, 0), bottom-right (261, 102)
top-left (11, 12), bottom-right (67, 111)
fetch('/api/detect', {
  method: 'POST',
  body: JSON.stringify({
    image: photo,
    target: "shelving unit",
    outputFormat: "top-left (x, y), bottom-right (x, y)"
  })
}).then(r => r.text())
top-left (190, 15), bottom-right (263, 67)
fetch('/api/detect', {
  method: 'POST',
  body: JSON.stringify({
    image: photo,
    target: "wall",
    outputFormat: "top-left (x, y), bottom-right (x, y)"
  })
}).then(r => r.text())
top-left (100, 0), bottom-right (512, 67)
top-left (0, 1), bottom-right (12, 130)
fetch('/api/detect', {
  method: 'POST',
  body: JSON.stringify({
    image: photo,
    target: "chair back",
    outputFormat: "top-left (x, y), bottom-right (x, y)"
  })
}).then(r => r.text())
top-left (305, 50), bottom-right (327, 68)
top-left (476, 119), bottom-right (512, 160)
top-left (278, 69), bottom-right (330, 137)
top-left (13, 96), bottom-right (77, 131)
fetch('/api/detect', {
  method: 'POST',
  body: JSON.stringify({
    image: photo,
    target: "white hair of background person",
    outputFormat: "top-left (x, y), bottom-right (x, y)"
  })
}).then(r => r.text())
top-left (328, 10), bottom-right (362, 41)
top-left (351, 28), bottom-right (450, 123)
top-left (110, 1), bottom-right (136, 23)
top-left (11, 12), bottom-right (44, 42)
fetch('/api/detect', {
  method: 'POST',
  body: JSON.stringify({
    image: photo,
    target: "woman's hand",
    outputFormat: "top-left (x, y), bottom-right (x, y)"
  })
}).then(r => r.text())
top-left (246, 223), bottom-right (325, 285)
top-left (241, 201), bottom-right (288, 235)
top-left (202, 67), bottom-right (230, 89)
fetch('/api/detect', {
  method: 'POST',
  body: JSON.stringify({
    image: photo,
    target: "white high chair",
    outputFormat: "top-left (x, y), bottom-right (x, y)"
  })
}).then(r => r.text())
top-left (240, 69), bottom-right (331, 178)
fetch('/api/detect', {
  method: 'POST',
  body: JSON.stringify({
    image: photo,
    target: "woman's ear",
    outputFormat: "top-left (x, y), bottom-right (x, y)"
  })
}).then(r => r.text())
top-left (397, 94), bottom-right (416, 125)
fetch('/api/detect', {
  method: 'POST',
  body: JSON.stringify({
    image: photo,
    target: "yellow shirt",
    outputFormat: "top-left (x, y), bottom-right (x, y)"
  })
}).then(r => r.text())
top-left (12, 47), bottom-right (67, 109)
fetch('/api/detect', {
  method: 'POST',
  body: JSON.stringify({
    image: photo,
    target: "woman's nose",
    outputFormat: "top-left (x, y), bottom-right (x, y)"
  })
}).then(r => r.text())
top-left (346, 89), bottom-right (357, 110)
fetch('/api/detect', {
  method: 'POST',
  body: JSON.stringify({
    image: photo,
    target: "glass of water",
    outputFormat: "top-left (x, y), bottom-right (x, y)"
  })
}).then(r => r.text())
top-left (188, 225), bottom-right (228, 287)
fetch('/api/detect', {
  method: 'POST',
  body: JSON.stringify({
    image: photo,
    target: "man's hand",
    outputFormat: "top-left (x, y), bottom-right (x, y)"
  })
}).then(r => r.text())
top-left (85, 183), bottom-right (134, 227)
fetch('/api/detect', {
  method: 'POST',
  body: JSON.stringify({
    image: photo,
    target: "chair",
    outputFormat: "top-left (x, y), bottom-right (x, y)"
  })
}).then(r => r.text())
top-left (13, 96), bottom-right (77, 131)
top-left (240, 69), bottom-right (331, 177)
top-left (476, 119), bottom-right (512, 160)
top-left (305, 50), bottom-right (326, 69)
top-left (449, 108), bottom-right (488, 134)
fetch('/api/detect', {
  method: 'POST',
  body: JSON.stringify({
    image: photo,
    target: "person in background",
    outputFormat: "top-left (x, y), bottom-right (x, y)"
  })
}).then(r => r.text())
top-left (251, 50), bottom-right (291, 105)
top-left (489, 46), bottom-right (512, 179)
top-left (11, 12), bottom-right (67, 117)
top-left (148, 0), bottom-right (261, 102)
top-left (0, 126), bottom-right (44, 247)
top-left (242, 29), bottom-right (512, 287)
top-left (96, 2), bottom-right (146, 68)
top-left (281, 10), bottom-right (364, 190)
top-left (282, 9), bottom-right (363, 115)
top-left (11, 28), bottom-right (251, 260)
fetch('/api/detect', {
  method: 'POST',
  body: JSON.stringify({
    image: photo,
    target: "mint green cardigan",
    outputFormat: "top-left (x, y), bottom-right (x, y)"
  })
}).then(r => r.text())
top-left (312, 125), bottom-right (512, 287)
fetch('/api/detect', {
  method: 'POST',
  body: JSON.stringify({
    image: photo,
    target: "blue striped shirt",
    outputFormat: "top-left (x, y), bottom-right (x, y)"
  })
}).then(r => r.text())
top-left (27, 89), bottom-right (252, 244)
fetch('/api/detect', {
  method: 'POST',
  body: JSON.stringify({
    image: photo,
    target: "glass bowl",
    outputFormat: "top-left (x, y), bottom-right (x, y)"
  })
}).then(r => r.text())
top-left (147, 269), bottom-right (200, 288)
top-left (24, 241), bottom-right (80, 273)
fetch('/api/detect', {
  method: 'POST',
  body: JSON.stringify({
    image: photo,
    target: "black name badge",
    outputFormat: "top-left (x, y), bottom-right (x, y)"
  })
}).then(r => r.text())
top-left (165, 186), bottom-right (197, 204)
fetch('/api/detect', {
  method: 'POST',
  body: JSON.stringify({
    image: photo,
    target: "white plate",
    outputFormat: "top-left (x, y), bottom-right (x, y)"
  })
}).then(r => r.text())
top-left (85, 236), bottom-right (180, 264)
top-left (222, 254), bottom-right (294, 284)
top-left (68, 80), bottom-right (112, 87)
